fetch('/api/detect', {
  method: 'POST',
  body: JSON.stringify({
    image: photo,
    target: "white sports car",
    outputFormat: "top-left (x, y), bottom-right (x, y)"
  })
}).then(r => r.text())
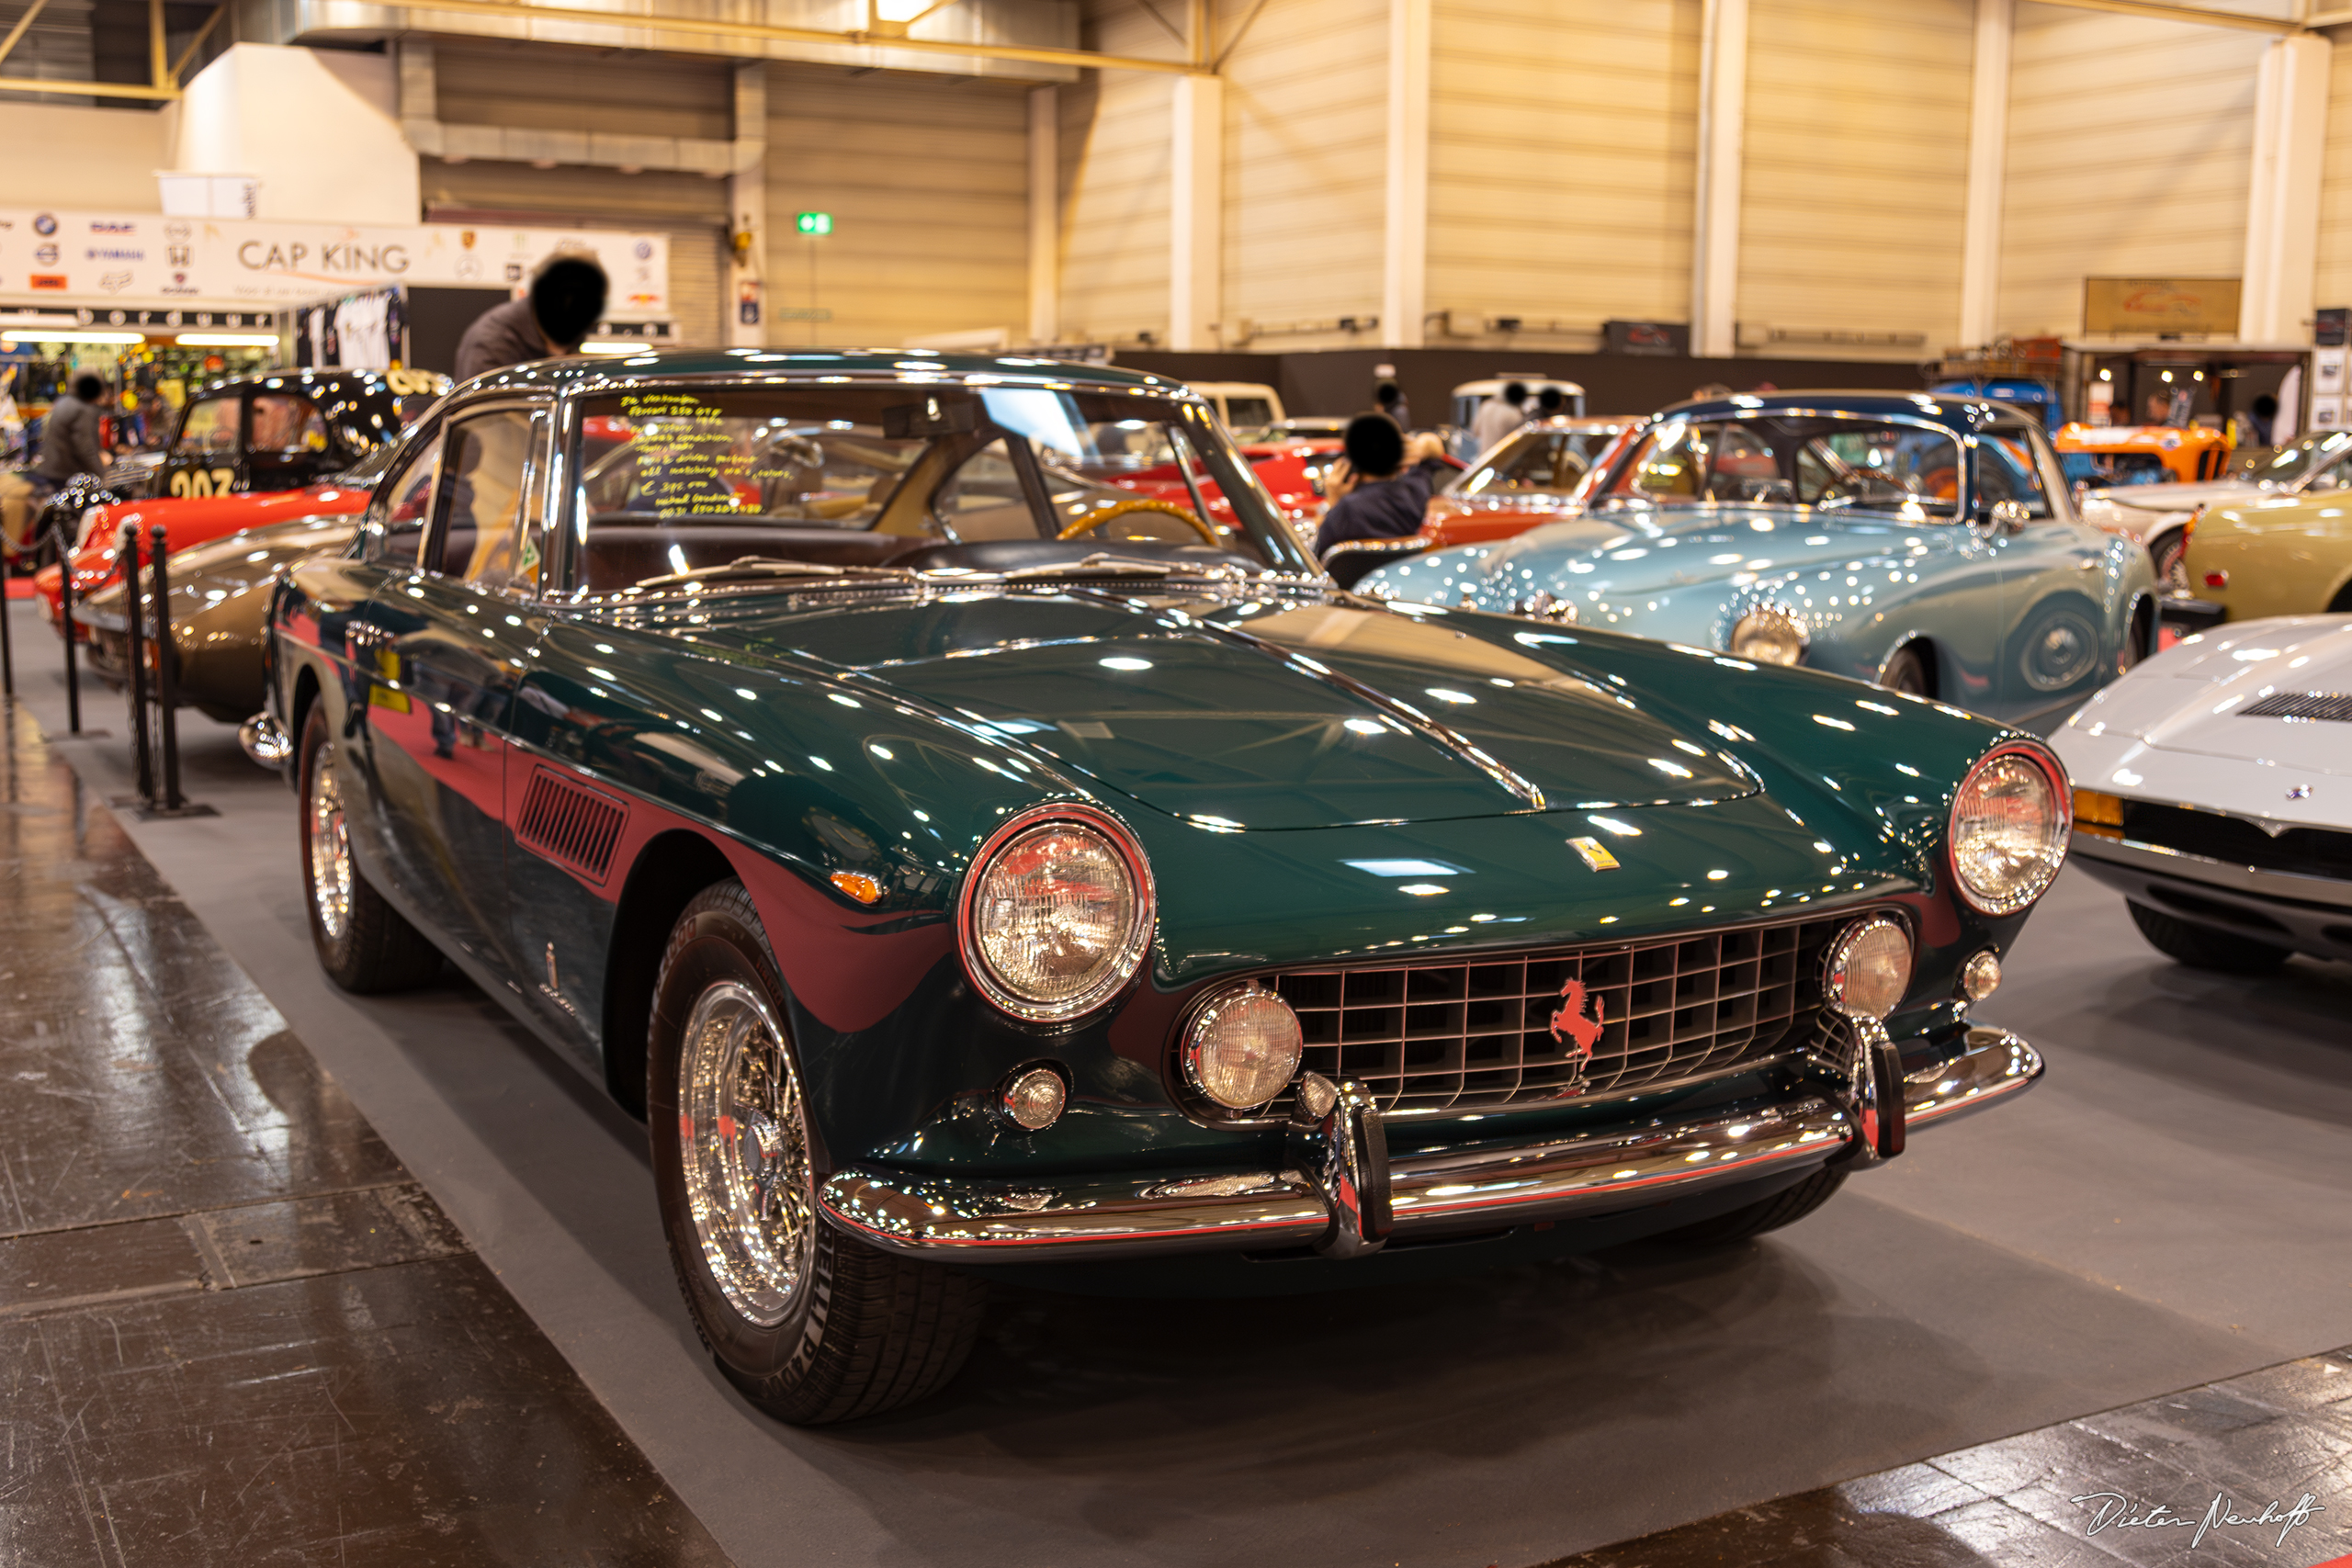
top-left (2051, 615), bottom-right (2352, 973)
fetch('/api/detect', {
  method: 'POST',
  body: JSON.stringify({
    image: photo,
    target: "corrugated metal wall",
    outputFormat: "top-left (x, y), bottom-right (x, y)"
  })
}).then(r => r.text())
top-left (432, 40), bottom-right (734, 141)
top-left (763, 65), bottom-right (1031, 348)
top-left (1056, 0), bottom-right (1173, 345)
top-left (1218, 0), bottom-right (1386, 350)
top-left (1737, 0), bottom-right (1972, 359)
top-left (2313, 36), bottom-right (2352, 313)
top-left (1997, 2), bottom-right (2272, 338)
top-left (1425, 0), bottom-right (1700, 349)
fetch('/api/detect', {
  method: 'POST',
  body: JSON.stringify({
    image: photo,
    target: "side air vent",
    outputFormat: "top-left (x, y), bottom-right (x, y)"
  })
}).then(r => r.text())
top-left (516, 768), bottom-right (627, 882)
top-left (2244, 691), bottom-right (2352, 722)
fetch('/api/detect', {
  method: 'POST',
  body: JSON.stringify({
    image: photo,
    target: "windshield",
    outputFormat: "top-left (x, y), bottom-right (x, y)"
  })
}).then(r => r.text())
top-left (566, 383), bottom-right (1315, 594)
top-left (2229, 429), bottom-right (2352, 487)
top-left (1451, 425), bottom-right (1624, 501)
top-left (1592, 416), bottom-right (1964, 517)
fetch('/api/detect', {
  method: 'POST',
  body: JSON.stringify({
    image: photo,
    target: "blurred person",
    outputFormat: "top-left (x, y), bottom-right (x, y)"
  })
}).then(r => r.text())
top-left (455, 254), bottom-right (610, 380)
top-left (1532, 386), bottom-right (1566, 418)
top-left (1373, 380), bottom-right (1410, 428)
top-left (1313, 413), bottom-right (1448, 556)
top-left (36, 373), bottom-right (109, 484)
top-left (2248, 392), bottom-right (2279, 447)
top-left (1469, 381), bottom-right (1529, 452)
top-left (1690, 382), bottom-right (1734, 400)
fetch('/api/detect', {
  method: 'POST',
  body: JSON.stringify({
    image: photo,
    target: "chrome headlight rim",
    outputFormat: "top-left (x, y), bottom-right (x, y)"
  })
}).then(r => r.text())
top-left (1821, 914), bottom-right (1915, 1022)
top-left (1947, 740), bottom-right (2072, 917)
top-left (1178, 978), bottom-right (1305, 1113)
top-left (1727, 603), bottom-right (1809, 666)
top-left (956, 801), bottom-right (1157, 1023)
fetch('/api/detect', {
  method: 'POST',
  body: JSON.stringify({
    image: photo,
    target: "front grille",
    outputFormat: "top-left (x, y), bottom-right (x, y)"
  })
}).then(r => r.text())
top-left (2244, 691), bottom-right (2352, 723)
top-left (1250, 915), bottom-right (1850, 1117)
top-left (2120, 800), bottom-right (2352, 883)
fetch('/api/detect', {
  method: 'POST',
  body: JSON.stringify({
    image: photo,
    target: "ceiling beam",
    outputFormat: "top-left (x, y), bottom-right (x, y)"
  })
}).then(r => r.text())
top-left (2026, 0), bottom-right (2301, 34)
top-left (0, 72), bottom-right (180, 98)
top-left (374, 0), bottom-right (1212, 74)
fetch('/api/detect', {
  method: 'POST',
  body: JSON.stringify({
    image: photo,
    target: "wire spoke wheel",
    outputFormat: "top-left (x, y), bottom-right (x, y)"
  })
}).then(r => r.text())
top-left (306, 745), bottom-right (353, 943)
top-left (680, 979), bottom-right (815, 1327)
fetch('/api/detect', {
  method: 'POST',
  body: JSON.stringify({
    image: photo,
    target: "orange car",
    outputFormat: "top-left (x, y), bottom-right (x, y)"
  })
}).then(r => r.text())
top-left (2053, 422), bottom-right (2233, 488)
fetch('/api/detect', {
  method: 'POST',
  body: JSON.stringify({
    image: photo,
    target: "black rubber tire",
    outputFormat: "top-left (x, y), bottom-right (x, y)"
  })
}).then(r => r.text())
top-left (646, 880), bottom-right (986, 1426)
top-left (1879, 644), bottom-right (1932, 698)
top-left (298, 705), bottom-right (443, 994)
top-left (1656, 1166), bottom-right (1847, 1247)
top-left (2150, 533), bottom-right (2188, 592)
top-left (2127, 900), bottom-right (2292, 975)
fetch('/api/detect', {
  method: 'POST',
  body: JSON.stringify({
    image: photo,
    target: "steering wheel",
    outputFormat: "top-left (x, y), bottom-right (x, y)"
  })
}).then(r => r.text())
top-left (1057, 495), bottom-right (1222, 547)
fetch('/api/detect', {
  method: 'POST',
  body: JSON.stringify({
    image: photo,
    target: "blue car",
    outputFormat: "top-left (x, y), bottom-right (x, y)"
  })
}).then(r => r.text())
top-left (1349, 392), bottom-right (2160, 729)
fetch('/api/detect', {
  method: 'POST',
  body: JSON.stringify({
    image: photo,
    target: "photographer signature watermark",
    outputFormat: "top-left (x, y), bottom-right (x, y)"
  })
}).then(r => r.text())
top-left (2071, 1488), bottom-right (2325, 1551)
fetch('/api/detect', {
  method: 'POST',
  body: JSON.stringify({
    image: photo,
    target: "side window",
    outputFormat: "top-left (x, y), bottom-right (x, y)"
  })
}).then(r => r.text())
top-left (431, 409), bottom-right (545, 590)
top-left (931, 438), bottom-right (1039, 541)
top-left (1977, 431), bottom-right (2056, 519)
top-left (1616, 422), bottom-right (1700, 498)
top-left (249, 394), bottom-right (327, 456)
top-left (174, 397), bottom-right (242, 455)
top-left (368, 432), bottom-right (443, 563)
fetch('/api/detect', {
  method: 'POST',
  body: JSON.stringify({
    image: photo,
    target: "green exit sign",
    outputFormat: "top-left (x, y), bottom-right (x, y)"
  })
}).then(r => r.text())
top-left (796, 211), bottom-right (832, 236)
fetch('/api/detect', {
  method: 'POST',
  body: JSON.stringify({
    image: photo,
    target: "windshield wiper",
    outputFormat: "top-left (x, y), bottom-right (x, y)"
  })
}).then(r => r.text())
top-left (998, 553), bottom-right (1255, 582)
top-left (637, 556), bottom-right (913, 589)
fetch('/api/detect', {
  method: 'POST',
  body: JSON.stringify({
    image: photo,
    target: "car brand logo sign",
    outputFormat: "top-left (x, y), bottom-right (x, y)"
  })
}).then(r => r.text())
top-left (32, 213), bottom-right (56, 235)
top-left (1549, 976), bottom-right (1604, 1056)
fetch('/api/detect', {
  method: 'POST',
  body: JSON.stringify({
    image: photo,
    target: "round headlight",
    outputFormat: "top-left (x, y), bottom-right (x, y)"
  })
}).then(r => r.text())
top-left (1728, 605), bottom-right (1807, 666)
top-left (1182, 982), bottom-right (1304, 1111)
top-left (1950, 747), bottom-right (2069, 915)
top-left (959, 807), bottom-right (1153, 1021)
top-left (1825, 917), bottom-right (1913, 1021)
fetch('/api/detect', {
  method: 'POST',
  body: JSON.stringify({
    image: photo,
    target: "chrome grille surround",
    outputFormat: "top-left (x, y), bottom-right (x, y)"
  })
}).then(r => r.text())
top-left (1183, 912), bottom-right (1866, 1122)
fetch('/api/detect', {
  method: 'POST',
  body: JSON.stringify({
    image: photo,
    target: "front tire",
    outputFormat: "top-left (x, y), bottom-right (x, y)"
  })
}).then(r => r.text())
top-left (1879, 644), bottom-right (1931, 698)
top-left (647, 880), bottom-right (986, 1425)
top-left (2127, 900), bottom-right (2291, 975)
top-left (299, 705), bottom-right (442, 993)
top-left (1656, 1166), bottom-right (1846, 1247)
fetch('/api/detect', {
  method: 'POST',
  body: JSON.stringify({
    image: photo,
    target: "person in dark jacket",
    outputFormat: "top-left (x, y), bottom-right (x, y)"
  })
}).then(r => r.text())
top-left (1313, 413), bottom-right (1448, 556)
top-left (453, 254), bottom-right (609, 381)
top-left (36, 373), bottom-right (109, 482)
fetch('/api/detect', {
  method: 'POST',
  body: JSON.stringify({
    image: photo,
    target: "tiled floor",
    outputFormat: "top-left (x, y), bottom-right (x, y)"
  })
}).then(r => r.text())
top-left (0, 704), bottom-right (729, 1565)
top-left (1544, 1349), bottom-right (2352, 1567)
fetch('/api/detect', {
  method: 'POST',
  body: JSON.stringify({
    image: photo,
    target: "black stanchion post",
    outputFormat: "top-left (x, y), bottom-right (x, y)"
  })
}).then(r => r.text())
top-left (0, 536), bottom-right (16, 698)
top-left (149, 525), bottom-right (186, 813)
top-left (59, 521), bottom-right (82, 735)
top-left (120, 525), bottom-right (153, 806)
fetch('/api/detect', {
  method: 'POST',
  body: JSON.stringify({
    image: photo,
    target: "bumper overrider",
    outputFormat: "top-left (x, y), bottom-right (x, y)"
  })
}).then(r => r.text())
top-left (819, 1022), bottom-right (2041, 1263)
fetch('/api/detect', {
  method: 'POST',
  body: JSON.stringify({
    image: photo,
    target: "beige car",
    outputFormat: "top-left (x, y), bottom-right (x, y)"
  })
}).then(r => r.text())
top-left (2185, 491), bottom-right (2352, 621)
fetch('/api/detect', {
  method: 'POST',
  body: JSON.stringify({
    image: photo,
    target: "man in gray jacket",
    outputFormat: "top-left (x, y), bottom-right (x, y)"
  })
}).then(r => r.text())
top-left (36, 373), bottom-right (109, 483)
top-left (454, 254), bottom-right (609, 381)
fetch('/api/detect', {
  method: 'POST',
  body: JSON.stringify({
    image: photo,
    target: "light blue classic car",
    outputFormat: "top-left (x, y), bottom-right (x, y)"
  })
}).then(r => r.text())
top-left (1351, 392), bottom-right (2160, 728)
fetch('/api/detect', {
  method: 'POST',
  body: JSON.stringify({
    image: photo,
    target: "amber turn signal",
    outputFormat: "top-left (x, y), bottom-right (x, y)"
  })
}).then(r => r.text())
top-left (2073, 789), bottom-right (2124, 840)
top-left (830, 869), bottom-right (883, 904)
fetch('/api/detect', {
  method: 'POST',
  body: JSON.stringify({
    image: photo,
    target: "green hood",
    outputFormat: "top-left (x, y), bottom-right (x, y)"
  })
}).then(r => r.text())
top-left (707, 592), bottom-right (1758, 829)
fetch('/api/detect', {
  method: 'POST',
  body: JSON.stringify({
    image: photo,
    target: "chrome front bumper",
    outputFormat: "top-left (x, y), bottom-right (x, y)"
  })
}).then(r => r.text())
top-left (818, 1024), bottom-right (2043, 1263)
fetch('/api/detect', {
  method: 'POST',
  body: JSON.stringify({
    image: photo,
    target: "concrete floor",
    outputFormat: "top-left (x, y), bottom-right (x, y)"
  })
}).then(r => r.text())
top-left (7, 597), bottom-right (2351, 1567)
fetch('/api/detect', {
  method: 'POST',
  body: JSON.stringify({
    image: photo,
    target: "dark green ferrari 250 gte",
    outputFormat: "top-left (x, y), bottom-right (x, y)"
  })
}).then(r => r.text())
top-left (254, 350), bottom-right (2063, 1424)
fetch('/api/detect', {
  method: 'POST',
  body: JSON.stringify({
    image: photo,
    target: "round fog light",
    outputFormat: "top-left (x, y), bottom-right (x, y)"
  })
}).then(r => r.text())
top-left (1000, 1066), bottom-right (1068, 1132)
top-left (1826, 917), bottom-right (1913, 1021)
top-left (1182, 982), bottom-right (1304, 1111)
top-left (1960, 950), bottom-right (2002, 1004)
